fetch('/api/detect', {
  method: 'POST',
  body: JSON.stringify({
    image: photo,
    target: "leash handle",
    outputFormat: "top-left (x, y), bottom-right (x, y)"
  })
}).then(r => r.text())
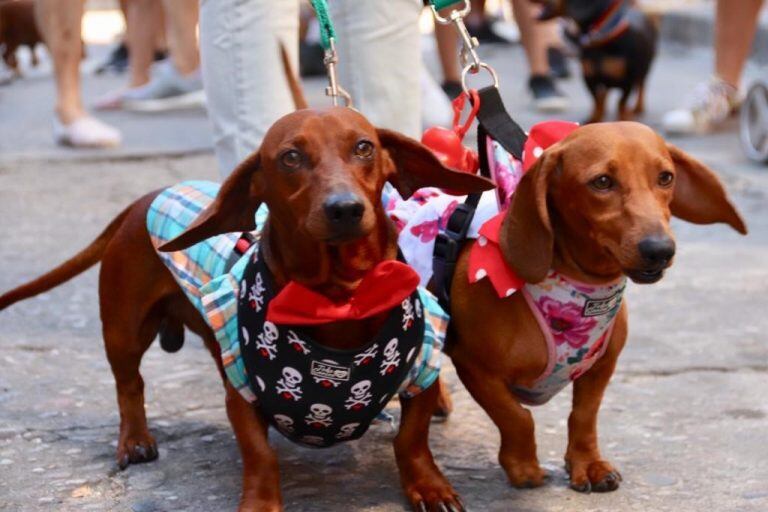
top-left (310, 0), bottom-right (353, 107)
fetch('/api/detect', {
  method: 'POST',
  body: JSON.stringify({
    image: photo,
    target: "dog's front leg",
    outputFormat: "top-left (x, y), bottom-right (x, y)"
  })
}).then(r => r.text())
top-left (454, 364), bottom-right (546, 488)
top-left (565, 305), bottom-right (627, 493)
top-left (394, 380), bottom-right (464, 512)
top-left (224, 382), bottom-right (282, 512)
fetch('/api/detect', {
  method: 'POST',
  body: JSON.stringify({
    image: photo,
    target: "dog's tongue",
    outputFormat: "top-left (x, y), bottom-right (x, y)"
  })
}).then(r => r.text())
top-left (266, 260), bottom-right (420, 325)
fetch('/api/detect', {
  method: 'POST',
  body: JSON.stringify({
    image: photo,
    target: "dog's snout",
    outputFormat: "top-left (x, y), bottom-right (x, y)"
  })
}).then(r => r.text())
top-left (323, 193), bottom-right (365, 227)
top-left (637, 236), bottom-right (675, 268)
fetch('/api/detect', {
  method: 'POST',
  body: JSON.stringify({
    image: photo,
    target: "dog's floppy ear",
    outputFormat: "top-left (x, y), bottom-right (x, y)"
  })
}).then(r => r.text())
top-left (499, 148), bottom-right (560, 283)
top-left (159, 152), bottom-right (264, 252)
top-left (666, 144), bottom-right (747, 235)
top-left (377, 128), bottom-right (495, 198)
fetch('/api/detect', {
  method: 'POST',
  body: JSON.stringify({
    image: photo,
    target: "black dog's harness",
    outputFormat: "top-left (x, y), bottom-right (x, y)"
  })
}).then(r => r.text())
top-left (237, 249), bottom-right (425, 448)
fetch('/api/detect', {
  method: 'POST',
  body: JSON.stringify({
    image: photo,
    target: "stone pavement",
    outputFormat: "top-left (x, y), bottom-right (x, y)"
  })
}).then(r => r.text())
top-left (1, 9), bottom-right (768, 512)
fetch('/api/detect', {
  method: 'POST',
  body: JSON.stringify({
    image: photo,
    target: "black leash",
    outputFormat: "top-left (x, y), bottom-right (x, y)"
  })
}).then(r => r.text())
top-left (432, 86), bottom-right (528, 311)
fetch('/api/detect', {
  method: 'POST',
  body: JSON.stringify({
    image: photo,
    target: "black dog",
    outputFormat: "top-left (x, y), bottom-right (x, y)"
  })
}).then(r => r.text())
top-left (536, 0), bottom-right (657, 123)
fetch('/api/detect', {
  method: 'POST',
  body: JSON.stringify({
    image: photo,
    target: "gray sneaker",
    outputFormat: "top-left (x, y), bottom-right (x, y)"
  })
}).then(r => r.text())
top-left (123, 60), bottom-right (205, 112)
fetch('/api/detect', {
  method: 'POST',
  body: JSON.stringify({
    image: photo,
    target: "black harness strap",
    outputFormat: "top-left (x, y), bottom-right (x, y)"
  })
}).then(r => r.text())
top-left (432, 86), bottom-right (528, 311)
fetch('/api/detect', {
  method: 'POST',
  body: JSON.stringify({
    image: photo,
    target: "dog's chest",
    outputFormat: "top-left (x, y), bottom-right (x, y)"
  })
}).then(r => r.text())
top-left (237, 251), bottom-right (426, 448)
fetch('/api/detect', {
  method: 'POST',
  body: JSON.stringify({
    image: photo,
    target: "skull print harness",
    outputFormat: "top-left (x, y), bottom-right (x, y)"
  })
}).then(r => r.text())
top-left (238, 249), bottom-right (425, 448)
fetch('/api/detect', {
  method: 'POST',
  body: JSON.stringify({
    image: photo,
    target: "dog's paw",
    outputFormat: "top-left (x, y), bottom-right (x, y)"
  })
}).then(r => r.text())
top-left (566, 459), bottom-right (622, 493)
top-left (500, 456), bottom-right (547, 488)
top-left (403, 479), bottom-right (465, 512)
top-left (116, 433), bottom-right (158, 470)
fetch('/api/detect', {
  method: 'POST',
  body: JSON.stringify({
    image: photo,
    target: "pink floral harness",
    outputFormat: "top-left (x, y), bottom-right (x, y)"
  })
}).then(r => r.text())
top-left (386, 124), bottom-right (627, 405)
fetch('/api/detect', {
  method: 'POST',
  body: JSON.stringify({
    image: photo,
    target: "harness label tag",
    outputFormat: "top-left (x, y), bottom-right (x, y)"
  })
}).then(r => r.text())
top-left (583, 291), bottom-right (622, 317)
top-left (310, 360), bottom-right (351, 382)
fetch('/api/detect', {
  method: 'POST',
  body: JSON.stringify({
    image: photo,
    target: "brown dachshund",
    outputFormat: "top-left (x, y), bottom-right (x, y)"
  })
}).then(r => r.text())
top-left (0, 107), bottom-right (493, 511)
top-left (446, 122), bottom-right (746, 493)
top-left (0, 0), bottom-right (43, 77)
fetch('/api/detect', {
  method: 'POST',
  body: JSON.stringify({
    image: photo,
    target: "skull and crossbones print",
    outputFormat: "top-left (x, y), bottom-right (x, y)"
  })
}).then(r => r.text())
top-left (255, 321), bottom-right (279, 360)
top-left (287, 330), bottom-right (311, 355)
top-left (380, 338), bottom-right (401, 375)
top-left (344, 380), bottom-right (372, 410)
top-left (305, 403), bottom-right (334, 428)
top-left (275, 366), bottom-right (303, 401)
top-left (353, 343), bottom-right (378, 367)
top-left (248, 272), bottom-right (266, 312)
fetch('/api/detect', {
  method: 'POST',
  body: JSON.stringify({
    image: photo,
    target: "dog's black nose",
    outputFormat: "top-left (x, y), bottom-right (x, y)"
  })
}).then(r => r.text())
top-left (638, 236), bottom-right (676, 268)
top-left (323, 193), bottom-right (365, 227)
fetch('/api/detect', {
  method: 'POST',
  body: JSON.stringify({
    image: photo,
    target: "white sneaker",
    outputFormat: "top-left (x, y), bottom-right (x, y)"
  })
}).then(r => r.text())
top-left (53, 116), bottom-right (122, 148)
top-left (662, 77), bottom-right (740, 135)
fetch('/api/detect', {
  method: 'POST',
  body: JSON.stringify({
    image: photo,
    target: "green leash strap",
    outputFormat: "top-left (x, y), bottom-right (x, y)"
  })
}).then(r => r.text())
top-left (427, 0), bottom-right (465, 9)
top-left (310, 0), bottom-right (337, 51)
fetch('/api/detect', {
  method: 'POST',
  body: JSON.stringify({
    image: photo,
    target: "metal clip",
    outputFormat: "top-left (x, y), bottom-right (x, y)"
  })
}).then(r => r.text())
top-left (323, 38), bottom-right (353, 107)
top-left (430, 0), bottom-right (499, 93)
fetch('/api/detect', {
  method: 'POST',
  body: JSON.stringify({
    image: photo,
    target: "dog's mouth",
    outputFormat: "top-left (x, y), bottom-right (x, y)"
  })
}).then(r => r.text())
top-left (625, 267), bottom-right (666, 284)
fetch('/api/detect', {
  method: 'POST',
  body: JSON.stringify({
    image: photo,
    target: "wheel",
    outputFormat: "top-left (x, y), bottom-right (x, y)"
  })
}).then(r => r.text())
top-left (740, 81), bottom-right (768, 164)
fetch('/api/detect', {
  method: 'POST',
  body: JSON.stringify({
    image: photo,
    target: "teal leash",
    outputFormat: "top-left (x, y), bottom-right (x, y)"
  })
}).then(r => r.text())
top-left (310, 0), bottom-right (352, 107)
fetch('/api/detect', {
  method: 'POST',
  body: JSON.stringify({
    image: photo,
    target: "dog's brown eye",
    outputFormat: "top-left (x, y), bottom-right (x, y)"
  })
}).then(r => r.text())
top-left (590, 175), bottom-right (614, 191)
top-left (280, 150), bottom-right (302, 170)
top-left (354, 140), bottom-right (374, 159)
top-left (658, 171), bottom-right (674, 187)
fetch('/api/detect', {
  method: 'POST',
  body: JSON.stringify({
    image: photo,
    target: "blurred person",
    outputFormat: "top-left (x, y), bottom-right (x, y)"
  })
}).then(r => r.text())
top-left (35, 0), bottom-right (121, 148)
top-left (119, 0), bottom-right (203, 112)
top-left (200, 0), bottom-right (423, 178)
top-left (512, 0), bottom-right (569, 112)
top-left (663, 0), bottom-right (766, 135)
top-left (94, 0), bottom-right (167, 75)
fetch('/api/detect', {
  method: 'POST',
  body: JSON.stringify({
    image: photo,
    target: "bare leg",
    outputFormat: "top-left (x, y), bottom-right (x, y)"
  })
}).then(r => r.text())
top-left (714, 0), bottom-right (764, 87)
top-left (126, 0), bottom-right (165, 87)
top-left (34, 0), bottom-right (86, 124)
top-left (434, 20), bottom-right (461, 84)
top-left (511, 0), bottom-right (549, 76)
top-left (161, 0), bottom-right (200, 75)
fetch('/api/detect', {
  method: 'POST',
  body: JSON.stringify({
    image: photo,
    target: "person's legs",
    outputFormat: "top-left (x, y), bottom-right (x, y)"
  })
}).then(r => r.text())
top-left (434, 16), bottom-right (461, 98)
top-left (714, 0), bottom-right (764, 87)
top-left (199, 0), bottom-right (299, 177)
top-left (331, 0), bottom-right (422, 138)
top-left (663, 0), bottom-right (764, 134)
top-left (127, 0), bottom-right (164, 87)
top-left (34, 0), bottom-right (86, 124)
top-left (161, 0), bottom-right (199, 76)
top-left (35, 0), bottom-right (121, 146)
top-left (511, 0), bottom-right (567, 112)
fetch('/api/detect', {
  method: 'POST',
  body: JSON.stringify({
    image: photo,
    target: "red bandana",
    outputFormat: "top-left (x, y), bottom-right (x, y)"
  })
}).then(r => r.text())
top-left (266, 260), bottom-right (420, 325)
top-left (469, 121), bottom-right (579, 297)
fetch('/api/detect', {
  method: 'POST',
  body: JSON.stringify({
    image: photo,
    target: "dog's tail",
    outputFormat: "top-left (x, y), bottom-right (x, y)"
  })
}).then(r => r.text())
top-left (279, 42), bottom-right (309, 110)
top-left (0, 205), bottom-right (131, 311)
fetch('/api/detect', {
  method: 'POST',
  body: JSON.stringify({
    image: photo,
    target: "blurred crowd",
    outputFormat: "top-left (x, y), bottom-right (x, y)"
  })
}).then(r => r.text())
top-left (0, 0), bottom-right (764, 175)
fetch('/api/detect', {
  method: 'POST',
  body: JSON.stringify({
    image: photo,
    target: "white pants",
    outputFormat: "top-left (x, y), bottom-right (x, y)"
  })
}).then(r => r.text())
top-left (200, 0), bottom-right (423, 178)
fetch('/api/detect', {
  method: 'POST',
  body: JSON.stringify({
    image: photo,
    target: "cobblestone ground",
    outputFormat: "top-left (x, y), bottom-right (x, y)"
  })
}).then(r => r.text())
top-left (1, 30), bottom-right (768, 512)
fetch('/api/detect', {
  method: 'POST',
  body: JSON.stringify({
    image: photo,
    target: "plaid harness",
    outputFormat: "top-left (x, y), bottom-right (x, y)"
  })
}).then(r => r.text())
top-left (146, 181), bottom-right (446, 406)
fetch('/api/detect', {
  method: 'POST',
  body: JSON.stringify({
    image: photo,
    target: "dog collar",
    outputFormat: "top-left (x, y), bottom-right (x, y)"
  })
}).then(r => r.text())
top-left (238, 249), bottom-right (425, 448)
top-left (567, 0), bottom-right (631, 48)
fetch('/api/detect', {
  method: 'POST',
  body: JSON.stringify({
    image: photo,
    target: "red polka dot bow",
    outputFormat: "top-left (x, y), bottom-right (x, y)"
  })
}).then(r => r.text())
top-left (470, 120), bottom-right (579, 296)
